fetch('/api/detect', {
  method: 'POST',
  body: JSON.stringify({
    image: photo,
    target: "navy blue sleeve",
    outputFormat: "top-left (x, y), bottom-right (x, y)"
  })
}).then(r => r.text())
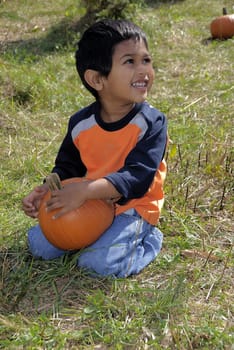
top-left (52, 118), bottom-right (87, 180)
top-left (105, 109), bottom-right (167, 204)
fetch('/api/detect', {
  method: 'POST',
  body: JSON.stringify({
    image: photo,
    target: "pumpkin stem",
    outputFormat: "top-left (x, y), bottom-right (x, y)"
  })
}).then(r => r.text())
top-left (223, 7), bottom-right (227, 15)
top-left (46, 173), bottom-right (62, 191)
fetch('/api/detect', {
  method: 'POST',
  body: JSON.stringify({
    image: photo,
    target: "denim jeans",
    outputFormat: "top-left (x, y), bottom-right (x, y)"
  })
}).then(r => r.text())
top-left (28, 209), bottom-right (163, 278)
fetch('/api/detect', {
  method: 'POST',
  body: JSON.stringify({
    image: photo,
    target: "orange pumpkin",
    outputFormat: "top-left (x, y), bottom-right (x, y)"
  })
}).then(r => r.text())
top-left (38, 177), bottom-right (114, 250)
top-left (210, 8), bottom-right (234, 39)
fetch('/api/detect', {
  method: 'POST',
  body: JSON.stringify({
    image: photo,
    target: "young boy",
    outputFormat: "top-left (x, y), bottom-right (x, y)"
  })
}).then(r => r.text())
top-left (22, 19), bottom-right (167, 278)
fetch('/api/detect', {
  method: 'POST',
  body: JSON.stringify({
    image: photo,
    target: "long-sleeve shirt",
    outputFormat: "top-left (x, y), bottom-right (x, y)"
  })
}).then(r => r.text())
top-left (52, 100), bottom-right (167, 225)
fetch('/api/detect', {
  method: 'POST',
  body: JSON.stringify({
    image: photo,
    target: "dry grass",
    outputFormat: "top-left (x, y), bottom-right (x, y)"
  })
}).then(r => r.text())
top-left (0, 0), bottom-right (233, 349)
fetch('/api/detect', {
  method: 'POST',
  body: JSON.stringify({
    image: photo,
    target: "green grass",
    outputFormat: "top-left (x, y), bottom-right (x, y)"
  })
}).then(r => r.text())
top-left (0, 0), bottom-right (233, 349)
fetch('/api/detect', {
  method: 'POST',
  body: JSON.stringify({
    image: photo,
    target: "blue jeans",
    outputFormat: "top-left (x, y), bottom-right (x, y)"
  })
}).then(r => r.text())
top-left (28, 209), bottom-right (163, 278)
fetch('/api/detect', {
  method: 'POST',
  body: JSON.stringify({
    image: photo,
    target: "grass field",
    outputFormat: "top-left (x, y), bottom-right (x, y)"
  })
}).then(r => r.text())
top-left (0, 0), bottom-right (233, 349)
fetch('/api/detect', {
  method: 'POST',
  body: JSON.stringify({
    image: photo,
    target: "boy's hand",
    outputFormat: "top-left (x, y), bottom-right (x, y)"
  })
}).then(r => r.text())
top-left (45, 178), bottom-right (120, 219)
top-left (46, 182), bottom-right (87, 219)
top-left (22, 184), bottom-right (48, 218)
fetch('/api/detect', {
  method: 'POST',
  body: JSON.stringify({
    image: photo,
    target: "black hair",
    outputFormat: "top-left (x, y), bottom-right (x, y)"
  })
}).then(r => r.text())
top-left (75, 19), bottom-right (148, 99)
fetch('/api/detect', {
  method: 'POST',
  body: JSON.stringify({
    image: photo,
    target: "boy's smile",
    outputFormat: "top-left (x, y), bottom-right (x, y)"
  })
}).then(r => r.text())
top-left (131, 78), bottom-right (149, 94)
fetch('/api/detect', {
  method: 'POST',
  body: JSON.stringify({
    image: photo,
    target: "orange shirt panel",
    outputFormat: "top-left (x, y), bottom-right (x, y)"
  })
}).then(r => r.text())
top-left (73, 123), bottom-right (141, 179)
top-left (115, 160), bottom-right (166, 225)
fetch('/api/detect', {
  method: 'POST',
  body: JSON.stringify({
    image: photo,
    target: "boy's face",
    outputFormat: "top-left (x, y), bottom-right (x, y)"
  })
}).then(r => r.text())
top-left (100, 38), bottom-right (155, 105)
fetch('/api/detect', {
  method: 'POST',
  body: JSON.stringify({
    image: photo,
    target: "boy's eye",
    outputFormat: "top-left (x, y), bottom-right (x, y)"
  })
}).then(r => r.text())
top-left (124, 58), bottom-right (134, 64)
top-left (123, 56), bottom-right (152, 65)
top-left (143, 57), bottom-right (152, 64)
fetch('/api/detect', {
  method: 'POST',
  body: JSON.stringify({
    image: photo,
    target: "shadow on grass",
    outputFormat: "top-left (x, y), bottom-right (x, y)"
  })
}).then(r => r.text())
top-left (201, 36), bottom-right (233, 45)
top-left (0, 248), bottom-right (113, 315)
top-left (145, 0), bottom-right (185, 8)
top-left (0, 1), bottom-right (186, 61)
top-left (0, 244), bottom-right (188, 319)
top-left (0, 13), bottom-right (93, 61)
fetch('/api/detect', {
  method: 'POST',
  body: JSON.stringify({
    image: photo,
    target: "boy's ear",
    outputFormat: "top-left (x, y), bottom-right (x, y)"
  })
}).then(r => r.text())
top-left (84, 69), bottom-right (104, 91)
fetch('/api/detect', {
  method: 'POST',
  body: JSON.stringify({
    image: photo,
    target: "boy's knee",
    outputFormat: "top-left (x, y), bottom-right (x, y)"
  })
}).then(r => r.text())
top-left (77, 227), bottom-right (163, 278)
top-left (77, 246), bottom-right (125, 277)
top-left (28, 225), bottom-right (65, 260)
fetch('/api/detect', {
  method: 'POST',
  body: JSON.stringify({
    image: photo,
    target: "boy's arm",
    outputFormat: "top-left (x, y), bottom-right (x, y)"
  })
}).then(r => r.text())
top-left (52, 120), bottom-right (87, 180)
top-left (45, 177), bottom-right (121, 218)
top-left (104, 111), bottom-right (167, 204)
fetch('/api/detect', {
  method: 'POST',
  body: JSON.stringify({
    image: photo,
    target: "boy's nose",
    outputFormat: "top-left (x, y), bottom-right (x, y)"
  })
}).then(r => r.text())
top-left (138, 62), bottom-right (151, 74)
top-left (138, 67), bottom-right (149, 78)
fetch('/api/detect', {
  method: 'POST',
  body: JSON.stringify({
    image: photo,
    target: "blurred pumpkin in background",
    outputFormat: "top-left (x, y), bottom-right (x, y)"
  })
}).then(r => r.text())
top-left (210, 8), bottom-right (234, 39)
